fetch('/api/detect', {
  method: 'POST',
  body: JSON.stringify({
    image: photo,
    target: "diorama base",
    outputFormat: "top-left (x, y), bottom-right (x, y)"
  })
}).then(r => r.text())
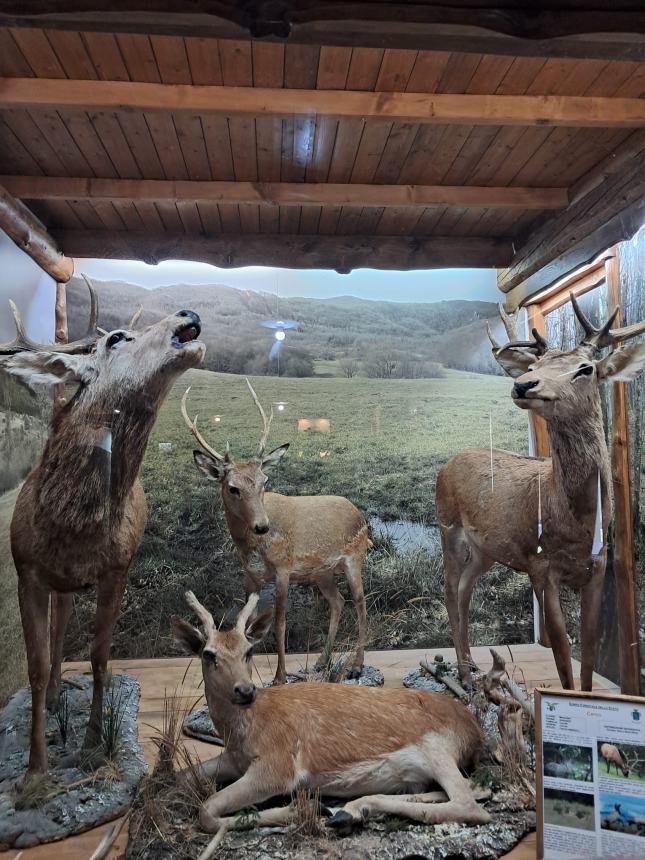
top-left (0, 673), bottom-right (146, 849)
top-left (182, 665), bottom-right (384, 746)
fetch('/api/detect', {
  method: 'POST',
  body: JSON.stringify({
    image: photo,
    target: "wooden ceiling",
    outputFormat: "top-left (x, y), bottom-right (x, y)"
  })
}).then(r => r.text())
top-left (0, 3), bottom-right (644, 304)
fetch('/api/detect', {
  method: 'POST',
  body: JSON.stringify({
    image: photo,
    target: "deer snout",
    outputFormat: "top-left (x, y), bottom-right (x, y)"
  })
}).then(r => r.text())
top-left (512, 379), bottom-right (539, 399)
top-left (254, 523), bottom-right (270, 535)
top-left (232, 682), bottom-right (257, 706)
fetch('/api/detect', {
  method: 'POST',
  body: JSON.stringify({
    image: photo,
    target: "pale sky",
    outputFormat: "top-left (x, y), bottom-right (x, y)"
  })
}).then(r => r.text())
top-left (76, 258), bottom-right (500, 304)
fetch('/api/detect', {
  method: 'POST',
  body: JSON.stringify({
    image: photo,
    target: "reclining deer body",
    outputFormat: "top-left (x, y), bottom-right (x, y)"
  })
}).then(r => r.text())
top-left (0, 281), bottom-right (204, 775)
top-left (183, 381), bottom-right (369, 684)
top-left (171, 592), bottom-right (491, 833)
top-left (437, 297), bottom-right (645, 691)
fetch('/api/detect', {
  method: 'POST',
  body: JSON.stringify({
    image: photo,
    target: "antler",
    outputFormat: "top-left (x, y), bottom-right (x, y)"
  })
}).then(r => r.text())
top-left (236, 593), bottom-right (260, 634)
top-left (180, 387), bottom-right (227, 461)
top-left (0, 274), bottom-right (100, 355)
top-left (129, 304), bottom-right (144, 329)
top-left (487, 303), bottom-right (548, 356)
top-left (185, 590), bottom-right (215, 640)
top-left (245, 378), bottom-right (273, 457)
top-left (570, 291), bottom-right (645, 349)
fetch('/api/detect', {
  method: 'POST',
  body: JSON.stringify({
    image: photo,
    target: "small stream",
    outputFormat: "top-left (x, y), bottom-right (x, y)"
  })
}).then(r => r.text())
top-left (369, 516), bottom-right (441, 554)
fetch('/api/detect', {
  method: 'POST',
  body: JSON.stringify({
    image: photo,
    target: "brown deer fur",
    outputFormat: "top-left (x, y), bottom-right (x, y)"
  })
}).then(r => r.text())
top-left (171, 592), bottom-right (490, 833)
top-left (183, 381), bottom-right (369, 684)
top-left (437, 297), bottom-right (645, 691)
top-left (1, 290), bottom-right (204, 776)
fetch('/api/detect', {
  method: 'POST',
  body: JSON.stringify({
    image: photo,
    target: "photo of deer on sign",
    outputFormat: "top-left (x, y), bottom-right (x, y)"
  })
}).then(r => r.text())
top-left (598, 741), bottom-right (645, 782)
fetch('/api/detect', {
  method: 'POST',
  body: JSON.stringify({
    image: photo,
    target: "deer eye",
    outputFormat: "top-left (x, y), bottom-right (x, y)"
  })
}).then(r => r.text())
top-left (202, 650), bottom-right (217, 667)
top-left (106, 331), bottom-right (125, 349)
top-left (245, 648), bottom-right (254, 662)
top-left (574, 364), bottom-right (594, 379)
top-left (228, 485), bottom-right (240, 497)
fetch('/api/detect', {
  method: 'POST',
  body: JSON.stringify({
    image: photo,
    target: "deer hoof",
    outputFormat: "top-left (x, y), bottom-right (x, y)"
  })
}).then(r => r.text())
top-left (326, 809), bottom-right (359, 834)
top-left (271, 674), bottom-right (286, 686)
top-left (345, 666), bottom-right (363, 680)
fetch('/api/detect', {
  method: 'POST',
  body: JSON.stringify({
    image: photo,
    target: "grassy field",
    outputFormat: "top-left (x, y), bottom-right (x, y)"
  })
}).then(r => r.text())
top-left (0, 486), bottom-right (26, 704)
top-left (59, 367), bottom-right (531, 663)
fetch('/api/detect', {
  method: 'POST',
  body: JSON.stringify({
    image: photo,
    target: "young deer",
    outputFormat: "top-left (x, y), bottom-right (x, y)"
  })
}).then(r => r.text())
top-left (171, 591), bottom-right (491, 833)
top-left (437, 296), bottom-right (645, 691)
top-left (0, 279), bottom-right (204, 776)
top-left (182, 379), bottom-right (369, 685)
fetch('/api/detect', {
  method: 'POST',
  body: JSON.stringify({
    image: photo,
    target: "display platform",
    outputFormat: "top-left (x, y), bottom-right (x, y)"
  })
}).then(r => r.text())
top-left (0, 645), bottom-right (618, 860)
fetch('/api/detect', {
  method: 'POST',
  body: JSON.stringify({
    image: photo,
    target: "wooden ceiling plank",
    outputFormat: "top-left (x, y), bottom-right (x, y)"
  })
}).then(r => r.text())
top-left (356, 205), bottom-right (384, 234)
top-left (133, 199), bottom-right (165, 231)
top-left (278, 203), bottom-right (300, 234)
top-left (465, 55), bottom-right (514, 94)
top-left (111, 199), bottom-right (144, 230)
top-left (451, 206), bottom-right (487, 236)
top-left (8, 79), bottom-right (645, 127)
top-left (150, 34), bottom-right (190, 84)
top-left (465, 125), bottom-right (524, 185)
top-left (487, 126), bottom-right (552, 185)
top-left (144, 112), bottom-right (188, 179)
top-left (11, 28), bottom-right (66, 78)
top-left (613, 64), bottom-right (645, 97)
top-left (441, 124), bottom-right (500, 185)
top-left (345, 47), bottom-right (384, 91)
top-left (0, 28), bottom-right (33, 77)
top-left (373, 121), bottom-right (418, 184)
top-left (115, 111), bottom-right (165, 179)
top-left (259, 202), bottom-right (281, 233)
top-left (495, 57), bottom-right (548, 95)
top-left (305, 116), bottom-right (338, 182)
top-left (68, 198), bottom-right (104, 229)
top-left (229, 116), bottom-right (257, 181)
top-left (397, 124), bottom-right (447, 184)
top-left (89, 111), bottom-right (141, 178)
top-left (42, 199), bottom-right (85, 229)
top-left (510, 126), bottom-right (581, 186)
top-left (316, 205), bottom-right (342, 235)
top-left (436, 52), bottom-right (481, 93)
top-left (336, 204), bottom-right (363, 235)
top-left (59, 109), bottom-right (117, 177)
top-left (27, 108), bottom-right (93, 177)
top-left (293, 114), bottom-right (316, 180)
top-left (217, 203), bottom-right (241, 233)
top-left (185, 37), bottom-right (223, 85)
top-left (196, 200), bottom-right (222, 234)
top-left (91, 199), bottom-right (126, 230)
top-left (255, 116), bottom-right (282, 182)
top-left (316, 45), bottom-right (351, 90)
top-left (154, 200), bottom-right (184, 232)
top-left (53, 229), bottom-right (513, 271)
top-left (375, 205), bottom-right (424, 235)
top-left (80, 32), bottom-right (129, 81)
top-left (544, 128), bottom-right (628, 187)
top-left (432, 205), bottom-right (468, 234)
top-left (251, 42), bottom-right (284, 88)
top-left (45, 30), bottom-right (98, 80)
top-left (326, 117), bottom-right (364, 183)
top-left (219, 40), bottom-right (253, 87)
top-left (419, 124), bottom-right (472, 184)
top-left (201, 114), bottom-right (234, 180)
top-left (2, 108), bottom-right (69, 175)
top-left (297, 205), bottom-right (320, 234)
top-left (584, 61), bottom-right (640, 97)
top-left (175, 199), bottom-right (203, 233)
top-left (117, 33), bottom-right (161, 82)
top-left (284, 43), bottom-right (320, 89)
top-left (375, 49), bottom-right (417, 92)
top-left (237, 202), bottom-right (260, 234)
top-left (349, 120), bottom-right (392, 184)
top-left (405, 51), bottom-right (451, 93)
top-left (0, 118), bottom-right (43, 174)
top-left (173, 114), bottom-right (211, 180)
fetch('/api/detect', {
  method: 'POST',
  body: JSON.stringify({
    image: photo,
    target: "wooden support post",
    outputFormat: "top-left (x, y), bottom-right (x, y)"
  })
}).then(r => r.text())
top-left (605, 252), bottom-right (640, 694)
top-left (526, 303), bottom-right (551, 648)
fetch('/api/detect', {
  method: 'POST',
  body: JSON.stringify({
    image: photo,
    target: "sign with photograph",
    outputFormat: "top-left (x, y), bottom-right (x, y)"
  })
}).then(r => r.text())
top-left (536, 688), bottom-right (645, 859)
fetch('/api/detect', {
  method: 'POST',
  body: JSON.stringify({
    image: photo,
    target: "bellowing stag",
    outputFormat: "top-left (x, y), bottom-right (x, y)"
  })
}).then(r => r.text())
top-left (0, 279), bottom-right (204, 776)
top-left (437, 295), bottom-right (645, 690)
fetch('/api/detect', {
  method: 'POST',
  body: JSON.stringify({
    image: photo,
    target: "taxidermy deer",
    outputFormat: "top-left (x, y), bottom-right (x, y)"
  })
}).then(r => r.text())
top-left (171, 591), bottom-right (491, 833)
top-left (182, 380), bottom-right (369, 685)
top-left (0, 279), bottom-right (204, 777)
top-left (436, 295), bottom-right (645, 691)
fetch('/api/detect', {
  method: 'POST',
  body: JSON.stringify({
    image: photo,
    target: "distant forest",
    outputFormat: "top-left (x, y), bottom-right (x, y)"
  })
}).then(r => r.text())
top-left (66, 278), bottom-right (505, 378)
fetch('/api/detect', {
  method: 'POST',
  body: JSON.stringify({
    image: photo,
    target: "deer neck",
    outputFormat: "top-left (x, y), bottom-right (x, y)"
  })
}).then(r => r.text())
top-left (205, 687), bottom-right (253, 742)
top-left (545, 398), bottom-right (611, 515)
top-left (34, 385), bottom-right (161, 534)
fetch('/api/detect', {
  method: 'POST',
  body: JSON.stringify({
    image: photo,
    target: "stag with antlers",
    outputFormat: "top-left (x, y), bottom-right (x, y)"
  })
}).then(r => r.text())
top-left (437, 294), bottom-right (645, 691)
top-left (182, 379), bottom-right (369, 685)
top-left (0, 279), bottom-right (204, 777)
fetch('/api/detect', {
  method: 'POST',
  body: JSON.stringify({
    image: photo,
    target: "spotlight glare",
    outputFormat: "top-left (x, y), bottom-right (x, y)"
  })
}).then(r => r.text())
top-left (275, 330), bottom-right (286, 342)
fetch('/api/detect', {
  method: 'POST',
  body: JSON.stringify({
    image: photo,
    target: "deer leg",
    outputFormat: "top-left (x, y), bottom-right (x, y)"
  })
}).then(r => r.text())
top-left (313, 570), bottom-right (345, 672)
top-left (343, 554), bottom-right (367, 678)
top-left (18, 575), bottom-right (51, 776)
top-left (199, 769), bottom-right (278, 832)
top-left (543, 578), bottom-right (575, 690)
top-left (580, 558), bottom-right (605, 692)
top-left (46, 591), bottom-right (74, 711)
top-left (82, 570), bottom-right (128, 763)
top-left (179, 749), bottom-right (243, 788)
top-left (441, 532), bottom-right (467, 682)
top-left (457, 552), bottom-right (489, 674)
top-left (271, 572), bottom-right (289, 686)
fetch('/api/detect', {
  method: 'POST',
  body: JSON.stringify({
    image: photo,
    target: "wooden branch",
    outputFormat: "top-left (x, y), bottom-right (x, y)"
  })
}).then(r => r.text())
top-left (53, 230), bottom-right (513, 272)
top-left (0, 183), bottom-right (73, 282)
top-left (3, 78), bottom-right (645, 128)
top-left (1, 176), bottom-right (568, 211)
top-left (1, 4), bottom-right (645, 61)
top-left (606, 252), bottom-right (640, 696)
top-left (419, 659), bottom-right (468, 699)
top-left (498, 132), bottom-right (645, 301)
top-left (489, 649), bottom-right (535, 721)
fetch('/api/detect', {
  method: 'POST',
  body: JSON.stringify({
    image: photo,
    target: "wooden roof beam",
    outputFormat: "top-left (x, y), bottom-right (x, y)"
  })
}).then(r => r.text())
top-left (2, 3), bottom-right (645, 61)
top-left (3, 176), bottom-right (569, 211)
top-left (499, 130), bottom-right (645, 309)
top-left (53, 231), bottom-right (513, 273)
top-left (0, 182), bottom-right (73, 282)
top-left (3, 79), bottom-right (645, 128)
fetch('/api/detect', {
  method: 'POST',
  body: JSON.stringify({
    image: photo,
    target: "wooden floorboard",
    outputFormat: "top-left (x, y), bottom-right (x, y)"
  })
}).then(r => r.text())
top-left (1, 645), bottom-right (619, 860)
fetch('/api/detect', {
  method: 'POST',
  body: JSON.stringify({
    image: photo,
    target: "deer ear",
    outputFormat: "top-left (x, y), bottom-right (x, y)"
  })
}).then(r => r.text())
top-left (492, 348), bottom-right (535, 379)
top-left (0, 351), bottom-right (95, 388)
top-left (596, 342), bottom-right (645, 383)
top-left (261, 444), bottom-right (289, 471)
top-left (245, 607), bottom-right (273, 645)
top-left (193, 450), bottom-right (228, 480)
top-left (170, 615), bottom-right (205, 655)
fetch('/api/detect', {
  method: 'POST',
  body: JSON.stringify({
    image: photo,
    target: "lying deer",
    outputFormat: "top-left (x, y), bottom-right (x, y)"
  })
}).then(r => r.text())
top-left (600, 743), bottom-right (630, 777)
top-left (437, 296), bottom-right (645, 691)
top-left (0, 279), bottom-right (204, 776)
top-left (183, 380), bottom-right (369, 685)
top-left (171, 591), bottom-right (491, 832)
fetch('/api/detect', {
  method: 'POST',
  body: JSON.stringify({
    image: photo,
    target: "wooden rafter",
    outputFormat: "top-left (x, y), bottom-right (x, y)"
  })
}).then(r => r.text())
top-left (2, 176), bottom-right (569, 211)
top-left (3, 78), bottom-right (645, 128)
top-left (0, 182), bottom-right (73, 282)
top-left (1, 3), bottom-right (645, 61)
top-left (53, 230), bottom-right (513, 272)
